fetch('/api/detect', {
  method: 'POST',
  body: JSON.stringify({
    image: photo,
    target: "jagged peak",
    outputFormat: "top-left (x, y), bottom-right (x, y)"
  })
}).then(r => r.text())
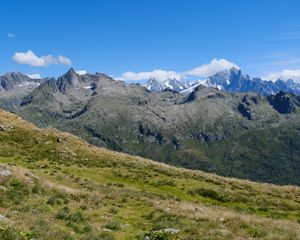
top-left (64, 68), bottom-right (78, 78)
top-left (2, 72), bottom-right (30, 79)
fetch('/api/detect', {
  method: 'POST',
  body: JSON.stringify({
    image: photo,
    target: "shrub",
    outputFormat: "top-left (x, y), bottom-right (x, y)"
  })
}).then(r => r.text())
top-left (4, 179), bottom-right (30, 204)
top-left (80, 205), bottom-right (88, 210)
top-left (104, 220), bottom-right (121, 231)
top-left (247, 227), bottom-right (267, 238)
top-left (109, 207), bottom-right (118, 214)
top-left (56, 207), bottom-right (70, 220)
top-left (31, 184), bottom-right (44, 194)
top-left (153, 180), bottom-right (176, 187)
top-left (47, 192), bottom-right (69, 205)
top-left (53, 230), bottom-right (75, 240)
top-left (146, 230), bottom-right (171, 240)
top-left (0, 227), bottom-right (21, 240)
top-left (67, 222), bottom-right (92, 234)
top-left (68, 211), bottom-right (85, 223)
top-left (0, 227), bottom-right (38, 240)
top-left (81, 232), bottom-right (115, 240)
top-left (56, 207), bottom-right (85, 223)
top-left (189, 188), bottom-right (229, 202)
top-left (114, 183), bottom-right (124, 187)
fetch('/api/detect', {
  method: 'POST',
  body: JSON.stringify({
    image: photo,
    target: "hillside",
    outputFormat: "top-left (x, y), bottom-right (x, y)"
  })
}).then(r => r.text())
top-left (6, 69), bottom-right (300, 185)
top-left (1, 109), bottom-right (300, 240)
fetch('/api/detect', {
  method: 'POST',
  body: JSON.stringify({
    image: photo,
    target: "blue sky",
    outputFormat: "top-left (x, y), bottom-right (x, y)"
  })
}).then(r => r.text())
top-left (1, 0), bottom-right (300, 81)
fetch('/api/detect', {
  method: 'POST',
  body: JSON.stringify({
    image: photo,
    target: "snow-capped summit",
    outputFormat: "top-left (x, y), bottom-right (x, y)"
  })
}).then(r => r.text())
top-left (144, 67), bottom-right (300, 96)
top-left (144, 78), bottom-right (165, 92)
top-left (186, 68), bottom-right (300, 96)
top-left (144, 77), bottom-right (188, 92)
top-left (161, 78), bottom-right (187, 92)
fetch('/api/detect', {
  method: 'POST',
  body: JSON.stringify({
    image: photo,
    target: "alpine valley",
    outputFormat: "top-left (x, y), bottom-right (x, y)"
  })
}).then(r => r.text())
top-left (1, 68), bottom-right (300, 186)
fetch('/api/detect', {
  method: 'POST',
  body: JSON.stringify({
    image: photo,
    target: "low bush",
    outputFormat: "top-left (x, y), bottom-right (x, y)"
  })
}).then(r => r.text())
top-left (247, 227), bottom-right (267, 238)
top-left (104, 220), bottom-right (121, 231)
top-left (47, 192), bottom-right (69, 205)
top-left (153, 180), bottom-right (176, 187)
top-left (67, 222), bottom-right (92, 234)
top-left (189, 188), bottom-right (229, 202)
top-left (56, 207), bottom-right (85, 223)
top-left (2, 179), bottom-right (30, 204)
top-left (0, 227), bottom-right (38, 240)
top-left (0, 227), bottom-right (21, 240)
top-left (146, 230), bottom-right (172, 240)
top-left (109, 207), bottom-right (118, 214)
top-left (81, 232), bottom-right (115, 240)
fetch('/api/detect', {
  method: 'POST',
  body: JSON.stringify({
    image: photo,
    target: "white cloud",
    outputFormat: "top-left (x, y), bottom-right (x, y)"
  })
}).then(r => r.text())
top-left (186, 58), bottom-right (239, 77)
top-left (58, 56), bottom-right (72, 65)
top-left (262, 69), bottom-right (300, 82)
top-left (26, 73), bottom-right (41, 79)
top-left (76, 70), bottom-right (87, 75)
top-left (8, 33), bottom-right (15, 38)
top-left (119, 69), bottom-right (182, 81)
top-left (13, 50), bottom-right (71, 67)
top-left (118, 58), bottom-right (238, 81)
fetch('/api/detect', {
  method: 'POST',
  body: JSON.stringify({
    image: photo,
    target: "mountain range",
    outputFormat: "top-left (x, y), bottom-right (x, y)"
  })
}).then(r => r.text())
top-left (144, 67), bottom-right (300, 96)
top-left (144, 77), bottom-right (190, 92)
top-left (1, 68), bottom-right (300, 185)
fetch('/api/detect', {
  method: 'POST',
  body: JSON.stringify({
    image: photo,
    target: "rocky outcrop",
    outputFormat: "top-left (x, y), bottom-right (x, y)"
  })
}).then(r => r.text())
top-left (268, 91), bottom-right (300, 114)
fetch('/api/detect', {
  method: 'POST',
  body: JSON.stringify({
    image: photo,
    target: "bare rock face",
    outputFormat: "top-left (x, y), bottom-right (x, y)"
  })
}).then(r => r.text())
top-left (268, 91), bottom-right (300, 114)
top-left (237, 94), bottom-right (261, 120)
top-left (238, 103), bottom-right (252, 120)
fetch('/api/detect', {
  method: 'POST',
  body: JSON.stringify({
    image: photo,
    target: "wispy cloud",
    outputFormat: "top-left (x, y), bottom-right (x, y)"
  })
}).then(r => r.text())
top-left (119, 69), bottom-right (182, 81)
top-left (185, 59), bottom-right (239, 77)
top-left (58, 56), bottom-right (71, 65)
top-left (247, 58), bottom-right (300, 69)
top-left (8, 33), bottom-right (15, 38)
top-left (13, 50), bottom-right (71, 67)
top-left (262, 69), bottom-right (300, 82)
top-left (118, 58), bottom-right (238, 81)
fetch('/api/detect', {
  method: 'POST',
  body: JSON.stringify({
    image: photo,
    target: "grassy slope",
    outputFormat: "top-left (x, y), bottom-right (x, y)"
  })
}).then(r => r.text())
top-left (0, 109), bottom-right (300, 240)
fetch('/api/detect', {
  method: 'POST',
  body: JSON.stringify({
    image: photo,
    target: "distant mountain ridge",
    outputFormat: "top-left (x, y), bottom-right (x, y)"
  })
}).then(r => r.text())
top-left (1, 68), bottom-right (300, 99)
top-left (144, 67), bottom-right (300, 96)
top-left (0, 72), bottom-right (48, 109)
top-left (144, 77), bottom-right (190, 92)
top-left (0, 72), bottom-right (45, 95)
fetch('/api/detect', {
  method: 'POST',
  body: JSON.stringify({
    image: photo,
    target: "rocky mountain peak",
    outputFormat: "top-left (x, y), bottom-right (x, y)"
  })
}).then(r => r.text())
top-left (57, 68), bottom-right (81, 93)
top-left (0, 72), bottom-right (35, 91)
top-left (64, 68), bottom-right (78, 80)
